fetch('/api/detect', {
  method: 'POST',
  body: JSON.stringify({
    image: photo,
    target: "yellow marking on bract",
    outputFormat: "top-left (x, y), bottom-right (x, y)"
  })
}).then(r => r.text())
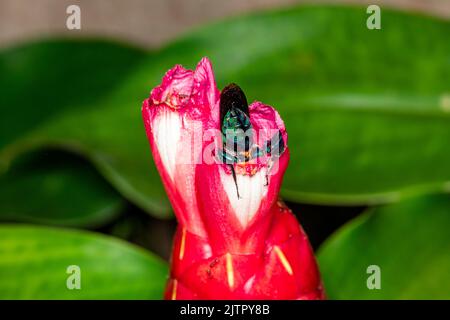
top-left (274, 246), bottom-right (293, 275)
top-left (225, 253), bottom-right (235, 288)
top-left (179, 227), bottom-right (186, 260)
top-left (171, 280), bottom-right (177, 300)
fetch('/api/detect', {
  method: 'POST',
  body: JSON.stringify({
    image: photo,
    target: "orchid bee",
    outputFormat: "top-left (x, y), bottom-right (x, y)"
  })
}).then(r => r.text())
top-left (218, 83), bottom-right (285, 198)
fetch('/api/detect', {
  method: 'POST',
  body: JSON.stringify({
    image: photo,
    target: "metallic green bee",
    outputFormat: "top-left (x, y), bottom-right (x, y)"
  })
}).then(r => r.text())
top-left (218, 83), bottom-right (285, 198)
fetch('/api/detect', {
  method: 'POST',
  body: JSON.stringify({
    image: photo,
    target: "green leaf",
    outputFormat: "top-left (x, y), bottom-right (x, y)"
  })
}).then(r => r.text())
top-left (0, 225), bottom-right (168, 299)
top-left (0, 39), bottom-right (160, 218)
top-left (2, 7), bottom-right (449, 215)
top-left (318, 194), bottom-right (450, 299)
top-left (0, 39), bottom-right (168, 216)
top-left (193, 6), bottom-right (450, 205)
top-left (0, 38), bottom-right (147, 149)
top-left (0, 150), bottom-right (123, 227)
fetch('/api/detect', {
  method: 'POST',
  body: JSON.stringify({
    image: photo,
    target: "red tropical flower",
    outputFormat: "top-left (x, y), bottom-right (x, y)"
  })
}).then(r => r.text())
top-left (142, 58), bottom-right (324, 299)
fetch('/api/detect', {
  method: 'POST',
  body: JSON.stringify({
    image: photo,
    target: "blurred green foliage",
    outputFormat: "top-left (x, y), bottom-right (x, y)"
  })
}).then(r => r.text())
top-left (319, 194), bottom-right (450, 299)
top-left (0, 6), bottom-right (448, 299)
top-left (0, 150), bottom-right (123, 226)
top-left (0, 225), bottom-right (167, 299)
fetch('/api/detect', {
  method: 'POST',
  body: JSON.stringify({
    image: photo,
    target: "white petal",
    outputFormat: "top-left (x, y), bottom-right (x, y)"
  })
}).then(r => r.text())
top-left (152, 109), bottom-right (182, 182)
top-left (220, 167), bottom-right (268, 228)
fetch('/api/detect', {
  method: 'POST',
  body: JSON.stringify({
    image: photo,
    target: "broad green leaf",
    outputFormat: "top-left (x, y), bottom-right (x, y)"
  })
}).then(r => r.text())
top-left (0, 38), bottom-right (147, 149)
top-left (0, 225), bottom-right (168, 299)
top-left (1, 7), bottom-right (449, 216)
top-left (0, 39), bottom-right (168, 216)
top-left (318, 194), bottom-right (450, 299)
top-left (0, 39), bottom-right (155, 219)
top-left (0, 150), bottom-right (123, 227)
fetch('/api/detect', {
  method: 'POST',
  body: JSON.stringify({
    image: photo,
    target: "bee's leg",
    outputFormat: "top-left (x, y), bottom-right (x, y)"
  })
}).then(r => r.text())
top-left (264, 159), bottom-right (272, 187)
top-left (229, 164), bottom-right (240, 199)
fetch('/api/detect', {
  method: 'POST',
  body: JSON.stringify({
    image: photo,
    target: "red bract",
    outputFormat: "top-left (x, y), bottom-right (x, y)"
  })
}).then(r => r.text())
top-left (142, 58), bottom-right (325, 299)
